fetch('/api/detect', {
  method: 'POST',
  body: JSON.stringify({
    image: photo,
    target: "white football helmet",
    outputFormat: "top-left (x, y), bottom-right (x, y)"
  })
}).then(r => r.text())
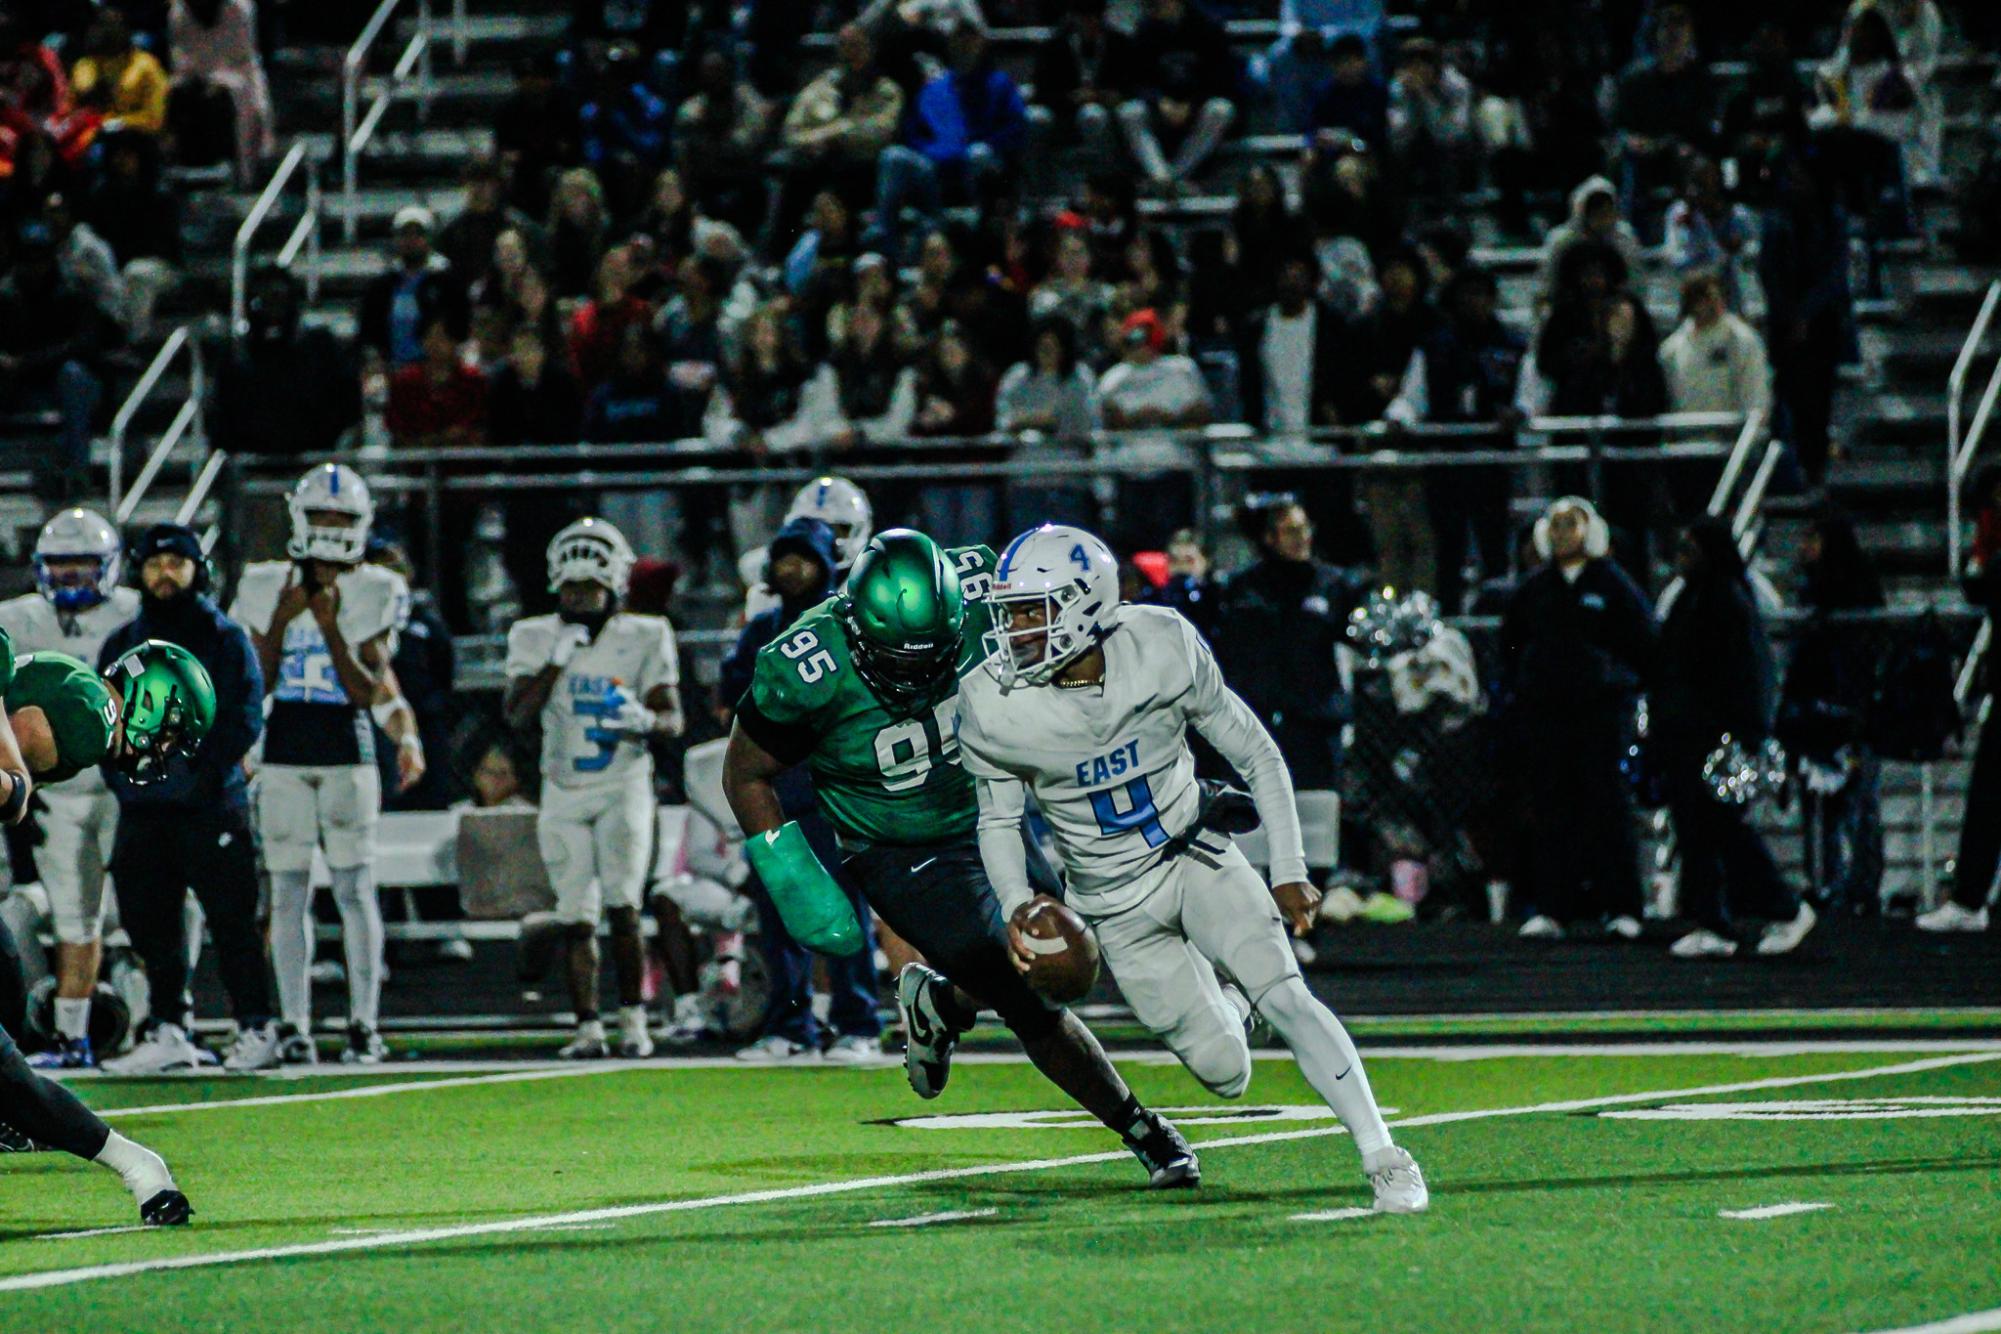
top-left (285, 463), bottom-right (374, 565)
top-left (547, 517), bottom-right (636, 596)
top-left (784, 476), bottom-right (872, 571)
top-left (985, 524), bottom-right (1119, 688)
top-left (34, 507), bottom-right (121, 611)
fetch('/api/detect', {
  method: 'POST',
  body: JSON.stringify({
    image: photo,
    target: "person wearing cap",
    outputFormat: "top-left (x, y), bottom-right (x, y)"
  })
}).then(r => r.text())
top-left (357, 204), bottom-right (469, 372)
top-left (0, 222), bottom-right (118, 501)
top-left (98, 524), bottom-right (279, 1072)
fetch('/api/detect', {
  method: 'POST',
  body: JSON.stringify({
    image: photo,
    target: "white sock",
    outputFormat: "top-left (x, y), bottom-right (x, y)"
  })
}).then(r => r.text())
top-left (94, 1130), bottom-right (175, 1203)
top-left (328, 865), bottom-right (385, 1028)
top-left (577, 1018), bottom-right (605, 1041)
top-left (620, 1005), bottom-right (646, 1030)
top-left (1256, 976), bottom-right (1394, 1159)
top-left (54, 997), bottom-right (90, 1041)
top-left (267, 870), bottom-right (315, 1032)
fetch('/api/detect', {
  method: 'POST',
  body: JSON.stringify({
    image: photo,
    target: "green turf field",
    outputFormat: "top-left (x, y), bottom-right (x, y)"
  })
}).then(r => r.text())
top-left (6, 1038), bottom-right (2000, 1332)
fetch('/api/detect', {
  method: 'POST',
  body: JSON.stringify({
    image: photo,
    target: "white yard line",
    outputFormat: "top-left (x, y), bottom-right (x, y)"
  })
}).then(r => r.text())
top-left (1858, 1308), bottom-right (2001, 1334)
top-left (96, 1065), bottom-right (632, 1118)
top-left (867, 1208), bottom-right (1000, 1228)
top-left (31, 1224), bottom-right (151, 1242)
top-left (1718, 1202), bottom-right (1834, 1220)
top-left (1290, 1208), bottom-right (1375, 1223)
top-left (3, 1050), bottom-right (1996, 1294)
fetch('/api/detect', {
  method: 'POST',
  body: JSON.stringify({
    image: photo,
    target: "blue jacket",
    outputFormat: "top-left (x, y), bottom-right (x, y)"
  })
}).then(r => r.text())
top-left (722, 517), bottom-right (839, 817)
top-left (908, 65), bottom-right (1028, 167)
top-left (99, 594), bottom-right (264, 813)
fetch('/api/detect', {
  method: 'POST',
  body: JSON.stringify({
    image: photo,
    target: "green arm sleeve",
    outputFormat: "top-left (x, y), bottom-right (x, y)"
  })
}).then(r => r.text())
top-left (0, 626), bottom-right (13, 696)
top-left (742, 821), bottom-right (865, 957)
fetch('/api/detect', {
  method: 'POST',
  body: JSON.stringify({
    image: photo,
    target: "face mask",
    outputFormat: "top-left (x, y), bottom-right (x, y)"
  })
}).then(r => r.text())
top-left (557, 600), bottom-right (615, 636)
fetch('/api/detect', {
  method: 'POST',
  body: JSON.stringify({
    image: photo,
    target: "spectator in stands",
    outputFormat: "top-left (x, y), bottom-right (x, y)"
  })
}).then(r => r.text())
top-left (873, 27), bottom-right (1027, 258)
top-left (495, 54), bottom-right (582, 219)
top-left (657, 253), bottom-right (730, 436)
top-left (828, 296), bottom-right (915, 447)
top-left (578, 42), bottom-right (671, 198)
top-left (1482, 29), bottom-right (1607, 240)
top-left (1611, 3), bottom-right (1713, 227)
top-left (168, 0), bottom-right (274, 185)
top-left (0, 223), bottom-right (113, 499)
top-left (1757, 148), bottom-right (1851, 484)
top-left (1230, 164), bottom-right (1297, 316)
top-left (1029, 225), bottom-right (1115, 366)
top-left (996, 317), bottom-right (1098, 529)
top-left (1659, 517), bottom-right (1815, 958)
top-left (387, 315), bottom-right (487, 449)
top-left (69, 10), bottom-right (167, 136)
top-left (674, 48), bottom-right (771, 232)
top-left (216, 265), bottom-right (360, 458)
top-left (1238, 250), bottom-right (1345, 438)
top-left (489, 323), bottom-right (585, 447)
top-left (358, 206), bottom-right (468, 373)
top-left (706, 302), bottom-right (844, 550)
top-left (1340, 248), bottom-right (1438, 593)
top-left (439, 157), bottom-right (547, 287)
top-left (1120, 0), bottom-right (1240, 193)
top-left (1098, 307), bottom-right (1210, 432)
top-left (1660, 271), bottom-right (1772, 422)
top-left (584, 322), bottom-right (676, 444)
top-left (1386, 38), bottom-right (1473, 198)
top-left (1300, 135), bottom-right (1403, 261)
top-left (911, 319), bottom-right (998, 438)
top-left (1537, 176), bottom-right (1643, 306)
top-left (1113, 227), bottom-right (1180, 324)
top-left (546, 167), bottom-right (613, 302)
top-left (1722, 21), bottom-right (1811, 173)
top-left (1307, 33), bottom-right (1386, 148)
top-left (1537, 281), bottom-right (1667, 422)
top-left (784, 190), bottom-right (862, 356)
top-left (568, 245), bottom-right (653, 393)
top-left (1778, 505), bottom-right (1886, 915)
top-left (716, 515), bottom-right (882, 1063)
top-left (621, 167), bottom-right (699, 278)
top-left (1812, 6), bottom-right (1932, 204)
top-left (1847, 0), bottom-right (1943, 184)
top-left (42, 192), bottom-right (126, 334)
top-left (1213, 494), bottom-right (1362, 789)
top-left (774, 25), bottom-right (905, 231)
top-left (1182, 227), bottom-right (1245, 358)
top-left (1499, 497), bottom-right (1655, 941)
top-left (1664, 156), bottom-right (1758, 310)
top-left (80, 129), bottom-right (179, 339)
top-left (1027, 0), bottom-right (1134, 166)
top-left (99, 523), bottom-right (277, 1072)
top-left (1385, 266), bottom-right (1523, 612)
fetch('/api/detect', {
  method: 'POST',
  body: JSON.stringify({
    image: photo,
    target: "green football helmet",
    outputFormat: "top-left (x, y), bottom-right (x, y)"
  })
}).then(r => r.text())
top-left (106, 640), bottom-right (216, 783)
top-left (839, 529), bottom-right (965, 712)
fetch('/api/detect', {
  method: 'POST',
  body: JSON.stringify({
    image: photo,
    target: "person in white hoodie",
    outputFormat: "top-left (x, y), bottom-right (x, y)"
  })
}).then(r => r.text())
top-left (1659, 271), bottom-right (1772, 422)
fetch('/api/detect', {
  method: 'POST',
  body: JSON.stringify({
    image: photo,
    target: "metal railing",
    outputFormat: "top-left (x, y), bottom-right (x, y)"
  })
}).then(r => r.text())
top-left (343, 0), bottom-right (436, 242)
top-left (1948, 279), bottom-right (2001, 577)
top-left (232, 139), bottom-right (322, 343)
top-left (109, 326), bottom-right (205, 519)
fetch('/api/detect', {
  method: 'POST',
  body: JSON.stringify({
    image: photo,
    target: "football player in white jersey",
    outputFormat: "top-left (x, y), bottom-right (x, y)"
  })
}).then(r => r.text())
top-left (738, 475), bottom-right (872, 621)
top-left (504, 518), bottom-right (684, 1059)
top-left (0, 509), bottom-right (140, 1068)
top-left (231, 464), bottom-right (427, 1066)
top-left (958, 524), bottom-right (1429, 1213)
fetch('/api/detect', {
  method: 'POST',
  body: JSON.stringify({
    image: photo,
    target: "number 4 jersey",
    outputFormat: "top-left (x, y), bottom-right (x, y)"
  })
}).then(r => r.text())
top-left (232, 561), bottom-right (409, 767)
top-left (737, 545), bottom-right (996, 849)
top-left (505, 613), bottom-right (679, 791)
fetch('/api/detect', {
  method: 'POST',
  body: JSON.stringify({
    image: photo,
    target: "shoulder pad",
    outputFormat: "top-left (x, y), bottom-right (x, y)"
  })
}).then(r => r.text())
top-left (748, 605), bottom-right (847, 723)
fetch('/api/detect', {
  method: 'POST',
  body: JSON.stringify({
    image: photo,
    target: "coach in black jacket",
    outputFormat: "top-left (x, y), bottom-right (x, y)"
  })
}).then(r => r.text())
top-left (100, 524), bottom-right (275, 1063)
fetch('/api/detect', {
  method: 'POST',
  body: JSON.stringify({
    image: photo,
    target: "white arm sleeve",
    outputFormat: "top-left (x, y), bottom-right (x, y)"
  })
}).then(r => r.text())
top-left (1180, 619), bottom-right (1310, 886)
top-left (974, 775), bottom-right (1035, 920)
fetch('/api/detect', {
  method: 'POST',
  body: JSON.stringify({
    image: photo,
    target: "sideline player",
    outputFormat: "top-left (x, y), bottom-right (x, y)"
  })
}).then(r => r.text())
top-left (740, 475), bottom-right (873, 621)
top-left (958, 524), bottom-right (1428, 1212)
top-left (232, 464), bottom-right (426, 1066)
top-left (505, 518), bottom-right (684, 1059)
top-left (723, 529), bottom-right (1199, 1187)
top-left (0, 629), bottom-right (209, 1224)
top-left (0, 509), bottom-right (139, 1067)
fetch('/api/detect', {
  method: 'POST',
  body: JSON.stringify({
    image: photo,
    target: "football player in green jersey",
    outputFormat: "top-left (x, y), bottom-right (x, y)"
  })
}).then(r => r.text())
top-left (0, 630), bottom-right (208, 1224)
top-left (725, 530), bottom-right (1199, 1187)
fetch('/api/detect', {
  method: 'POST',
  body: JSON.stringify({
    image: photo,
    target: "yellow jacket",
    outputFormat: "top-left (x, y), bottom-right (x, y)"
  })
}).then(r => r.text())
top-left (71, 50), bottom-right (170, 133)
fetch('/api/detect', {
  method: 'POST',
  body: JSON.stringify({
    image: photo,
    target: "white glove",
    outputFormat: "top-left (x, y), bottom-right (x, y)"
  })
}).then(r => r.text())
top-left (549, 623), bottom-right (591, 669)
top-left (605, 699), bottom-right (658, 740)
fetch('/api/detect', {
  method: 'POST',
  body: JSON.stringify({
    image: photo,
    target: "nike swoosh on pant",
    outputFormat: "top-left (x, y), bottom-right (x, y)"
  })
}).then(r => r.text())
top-left (910, 858), bottom-right (938, 874)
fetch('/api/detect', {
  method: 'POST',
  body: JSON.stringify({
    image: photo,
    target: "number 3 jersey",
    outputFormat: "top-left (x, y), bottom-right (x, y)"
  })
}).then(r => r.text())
top-left (956, 603), bottom-right (1309, 918)
top-left (231, 561), bottom-right (409, 767)
top-left (737, 545), bottom-right (996, 849)
top-left (505, 613), bottom-right (678, 792)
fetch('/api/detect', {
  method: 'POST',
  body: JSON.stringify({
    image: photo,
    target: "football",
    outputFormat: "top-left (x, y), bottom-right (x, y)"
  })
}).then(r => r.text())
top-left (1011, 895), bottom-right (1100, 1003)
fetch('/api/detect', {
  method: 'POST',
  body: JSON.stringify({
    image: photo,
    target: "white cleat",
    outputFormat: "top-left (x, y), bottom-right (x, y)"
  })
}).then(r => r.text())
top-left (821, 1034), bottom-right (884, 1065)
top-left (733, 1035), bottom-right (818, 1064)
top-left (659, 993), bottom-right (711, 1045)
top-left (617, 1007), bottom-right (655, 1059)
top-left (102, 1023), bottom-right (203, 1075)
top-left (276, 1025), bottom-right (319, 1066)
top-left (1366, 1145), bottom-right (1429, 1214)
top-left (1670, 928), bottom-right (1738, 959)
top-left (1755, 902), bottom-right (1817, 956)
top-left (1604, 915), bottom-right (1643, 940)
top-left (1517, 915), bottom-right (1565, 941)
top-left (221, 1023), bottom-right (282, 1073)
top-left (1916, 901), bottom-right (1990, 933)
top-left (559, 1021), bottom-right (610, 1060)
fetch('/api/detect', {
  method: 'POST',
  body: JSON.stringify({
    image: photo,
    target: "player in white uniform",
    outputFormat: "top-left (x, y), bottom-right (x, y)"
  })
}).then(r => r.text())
top-left (1, 509), bottom-right (140, 1068)
top-left (738, 476), bottom-right (872, 622)
top-left (958, 525), bottom-right (1429, 1213)
top-left (504, 518), bottom-right (684, 1059)
top-left (232, 464), bottom-right (426, 1066)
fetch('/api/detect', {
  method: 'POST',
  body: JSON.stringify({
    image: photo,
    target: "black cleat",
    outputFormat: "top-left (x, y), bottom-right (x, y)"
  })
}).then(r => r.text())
top-left (140, 1189), bottom-right (192, 1226)
top-left (0, 1120), bottom-right (46, 1153)
top-left (896, 964), bottom-right (960, 1099)
top-left (1122, 1108), bottom-right (1201, 1190)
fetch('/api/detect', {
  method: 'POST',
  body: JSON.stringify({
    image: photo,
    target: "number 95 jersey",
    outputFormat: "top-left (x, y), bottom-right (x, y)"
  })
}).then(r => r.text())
top-left (506, 613), bottom-right (678, 792)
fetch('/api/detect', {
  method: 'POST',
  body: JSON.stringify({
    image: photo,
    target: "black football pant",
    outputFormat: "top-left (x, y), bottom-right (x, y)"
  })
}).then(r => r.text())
top-left (1953, 709), bottom-right (2001, 910)
top-left (0, 1020), bottom-right (110, 1159)
top-left (1668, 757), bottom-right (1797, 935)
top-left (112, 806), bottom-right (273, 1032)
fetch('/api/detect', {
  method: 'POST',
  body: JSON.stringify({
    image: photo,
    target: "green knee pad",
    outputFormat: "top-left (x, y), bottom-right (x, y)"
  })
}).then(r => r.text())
top-left (743, 822), bottom-right (865, 957)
